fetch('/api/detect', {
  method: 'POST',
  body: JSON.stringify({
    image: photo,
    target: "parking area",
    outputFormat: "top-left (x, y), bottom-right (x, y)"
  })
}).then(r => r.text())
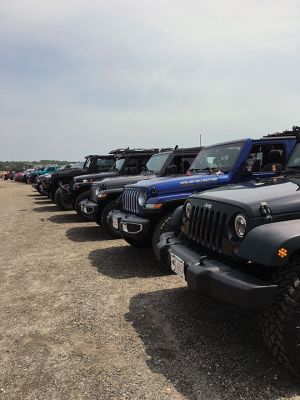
top-left (0, 181), bottom-right (299, 400)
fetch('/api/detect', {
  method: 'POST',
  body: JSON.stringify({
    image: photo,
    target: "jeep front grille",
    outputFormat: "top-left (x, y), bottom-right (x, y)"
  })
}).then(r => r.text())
top-left (123, 188), bottom-right (141, 214)
top-left (187, 206), bottom-right (227, 252)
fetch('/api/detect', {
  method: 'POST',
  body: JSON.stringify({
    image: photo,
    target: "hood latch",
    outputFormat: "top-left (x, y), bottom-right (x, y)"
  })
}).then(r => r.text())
top-left (260, 201), bottom-right (272, 221)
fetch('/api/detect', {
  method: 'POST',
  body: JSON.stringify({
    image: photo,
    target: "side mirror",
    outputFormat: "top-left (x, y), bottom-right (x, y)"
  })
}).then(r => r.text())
top-left (243, 158), bottom-right (261, 174)
top-left (166, 165), bottom-right (178, 175)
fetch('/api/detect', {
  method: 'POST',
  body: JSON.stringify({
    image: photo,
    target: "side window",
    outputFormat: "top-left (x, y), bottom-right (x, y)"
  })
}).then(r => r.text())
top-left (170, 155), bottom-right (195, 174)
top-left (125, 157), bottom-right (139, 174)
top-left (247, 144), bottom-right (286, 172)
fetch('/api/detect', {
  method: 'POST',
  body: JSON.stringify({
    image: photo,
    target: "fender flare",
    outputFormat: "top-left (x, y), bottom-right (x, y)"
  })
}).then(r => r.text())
top-left (239, 219), bottom-right (300, 267)
top-left (170, 206), bottom-right (184, 235)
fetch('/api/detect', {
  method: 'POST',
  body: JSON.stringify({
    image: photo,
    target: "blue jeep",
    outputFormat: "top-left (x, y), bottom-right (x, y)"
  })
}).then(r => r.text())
top-left (109, 130), bottom-right (297, 250)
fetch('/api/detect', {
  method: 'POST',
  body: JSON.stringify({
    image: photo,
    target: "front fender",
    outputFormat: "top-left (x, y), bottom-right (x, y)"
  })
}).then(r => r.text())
top-left (239, 219), bottom-right (300, 267)
top-left (73, 183), bottom-right (91, 192)
top-left (171, 206), bottom-right (184, 235)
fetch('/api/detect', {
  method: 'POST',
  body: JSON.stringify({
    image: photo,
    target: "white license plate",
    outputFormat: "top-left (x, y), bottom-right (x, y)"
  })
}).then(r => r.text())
top-left (170, 252), bottom-right (185, 278)
top-left (112, 217), bottom-right (119, 230)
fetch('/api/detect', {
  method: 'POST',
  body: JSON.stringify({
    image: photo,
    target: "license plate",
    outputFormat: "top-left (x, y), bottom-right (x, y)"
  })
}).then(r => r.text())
top-left (112, 217), bottom-right (119, 230)
top-left (170, 252), bottom-right (185, 278)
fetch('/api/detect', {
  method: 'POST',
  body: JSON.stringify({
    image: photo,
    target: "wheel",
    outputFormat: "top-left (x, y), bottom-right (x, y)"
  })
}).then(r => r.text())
top-left (36, 183), bottom-right (43, 194)
top-left (74, 191), bottom-right (93, 221)
top-left (54, 188), bottom-right (73, 210)
top-left (124, 237), bottom-right (151, 248)
top-left (152, 213), bottom-right (173, 249)
top-left (260, 259), bottom-right (300, 376)
top-left (101, 200), bottom-right (122, 239)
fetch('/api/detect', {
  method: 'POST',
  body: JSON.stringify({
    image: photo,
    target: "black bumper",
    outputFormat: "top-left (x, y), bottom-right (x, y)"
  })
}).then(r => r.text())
top-left (108, 210), bottom-right (151, 243)
top-left (156, 232), bottom-right (277, 311)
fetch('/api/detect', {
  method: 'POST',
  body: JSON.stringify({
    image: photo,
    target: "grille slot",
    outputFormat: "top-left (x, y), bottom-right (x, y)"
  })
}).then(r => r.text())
top-left (188, 205), bottom-right (227, 252)
top-left (123, 188), bottom-right (141, 214)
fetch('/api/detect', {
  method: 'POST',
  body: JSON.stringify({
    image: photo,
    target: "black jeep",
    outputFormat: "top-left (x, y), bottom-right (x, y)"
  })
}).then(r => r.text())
top-left (48, 154), bottom-right (115, 209)
top-left (80, 147), bottom-right (201, 237)
top-left (57, 148), bottom-right (160, 212)
top-left (156, 128), bottom-right (300, 375)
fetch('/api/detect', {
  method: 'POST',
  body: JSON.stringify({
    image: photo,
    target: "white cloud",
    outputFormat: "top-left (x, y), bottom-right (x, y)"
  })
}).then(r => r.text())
top-left (0, 0), bottom-right (300, 159)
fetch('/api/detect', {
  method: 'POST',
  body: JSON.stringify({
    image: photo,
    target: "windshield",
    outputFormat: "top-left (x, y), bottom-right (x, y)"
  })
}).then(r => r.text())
top-left (84, 157), bottom-right (92, 169)
top-left (72, 162), bottom-right (84, 168)
top-left (286, 143), bottom-right (300, 170)
top-left (114, 158), bottom-right (126, 171)
top-left (96, 158), bottom-right (114, 169)
top-left (146, 152), bottom-right (170, 173)
top-left (189, 143), bottom-right (244, 173)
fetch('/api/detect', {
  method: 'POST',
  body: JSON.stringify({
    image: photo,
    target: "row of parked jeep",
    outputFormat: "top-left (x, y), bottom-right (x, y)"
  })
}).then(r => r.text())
top-left (29, 126), bottom-right (300, 376)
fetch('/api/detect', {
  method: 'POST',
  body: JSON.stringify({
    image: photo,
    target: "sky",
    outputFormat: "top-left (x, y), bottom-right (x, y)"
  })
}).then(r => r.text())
top-left (1, 0), bottom-right (300, 161)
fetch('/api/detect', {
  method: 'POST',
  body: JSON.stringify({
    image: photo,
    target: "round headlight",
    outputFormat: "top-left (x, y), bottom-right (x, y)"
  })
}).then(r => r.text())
top-left (138, 191), bottom-right (147, 207)
top-left (185, 201), bottom-right (192, 219)
top-left (234, 214), bottom-right (247, 238)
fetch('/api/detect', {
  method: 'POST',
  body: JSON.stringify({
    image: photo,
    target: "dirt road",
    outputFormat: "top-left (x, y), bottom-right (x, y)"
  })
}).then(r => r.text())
top-left (0, 181), bottom-right (299, 400)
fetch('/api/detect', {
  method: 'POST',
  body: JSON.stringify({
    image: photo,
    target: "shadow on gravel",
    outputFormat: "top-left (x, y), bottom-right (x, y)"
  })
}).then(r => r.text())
top-left (48, 213), bottom-right (85, 224)
top-left (66, 226), bottom-right (107, 242)
top-left (34, 200), bottom-right (53, 205)
top-left (89, 246), bottom-right (167, 279)
top-left (126, 288), bottom-right (300, 400)
top-left (30, 196), bottom-right (48, 200)
top-left (33, 205), bottom-right (60, 212)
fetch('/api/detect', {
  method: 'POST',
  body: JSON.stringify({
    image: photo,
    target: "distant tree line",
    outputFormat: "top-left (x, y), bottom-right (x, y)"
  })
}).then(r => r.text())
top-left (0, 160), bottom-right (77, 171)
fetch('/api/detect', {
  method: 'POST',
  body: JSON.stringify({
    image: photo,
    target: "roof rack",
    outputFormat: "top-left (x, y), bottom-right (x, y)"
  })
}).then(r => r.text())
top-left (109, 148), bottom-right (160, 155)
top-left (85, 154), bottom-right (115, 158)
top-left (263, 126), bottom-right (300, 138)
top-left (174, 146), bottom-right (203, 153)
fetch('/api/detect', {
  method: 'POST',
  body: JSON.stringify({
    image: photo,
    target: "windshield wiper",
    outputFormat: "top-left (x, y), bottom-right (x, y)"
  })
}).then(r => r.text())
top-left (189, 167), bottom-right (214, 174)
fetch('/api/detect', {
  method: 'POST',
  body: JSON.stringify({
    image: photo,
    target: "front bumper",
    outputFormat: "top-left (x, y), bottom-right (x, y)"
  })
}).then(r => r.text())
top-left (80, 199), bottom-right (98, 217)
top-left (156, 232), bottom-right (277, 311)
top-left (108, 210), bottom-right (151, 243)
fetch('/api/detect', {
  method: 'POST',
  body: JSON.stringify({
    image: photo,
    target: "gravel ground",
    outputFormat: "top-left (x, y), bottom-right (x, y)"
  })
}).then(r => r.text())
top-left (0, 180), bottom-right (300, 400)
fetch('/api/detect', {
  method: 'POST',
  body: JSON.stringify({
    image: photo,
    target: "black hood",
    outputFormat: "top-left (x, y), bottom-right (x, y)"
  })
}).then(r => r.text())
top-left (94, 173), bottom-right (156, 191)
top-left (52, 168), bottom-right (87, 179)
top-left (191, 176), bottom-right (300, 218)
top-left (74, 171), bottom-right (117, 184)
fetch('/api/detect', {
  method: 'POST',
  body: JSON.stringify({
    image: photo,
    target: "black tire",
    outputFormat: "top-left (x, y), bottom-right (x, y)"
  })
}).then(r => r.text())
top-left (124, 237), bottom-right (151, 248)
top-left (101, 200), bottom-right (122, 239)
top-left (260, 259), bottom-right (300, 376)
top-left (54, 188), bottom-right (73, 211)
top-left (74, 191), bottom-right (93, 221)
top-left (152, 212), bottom-right (173, 271)
top-left (36, 183), bottom-right (44, 195)
top-left (152, 213), bottom-right (173, 249)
